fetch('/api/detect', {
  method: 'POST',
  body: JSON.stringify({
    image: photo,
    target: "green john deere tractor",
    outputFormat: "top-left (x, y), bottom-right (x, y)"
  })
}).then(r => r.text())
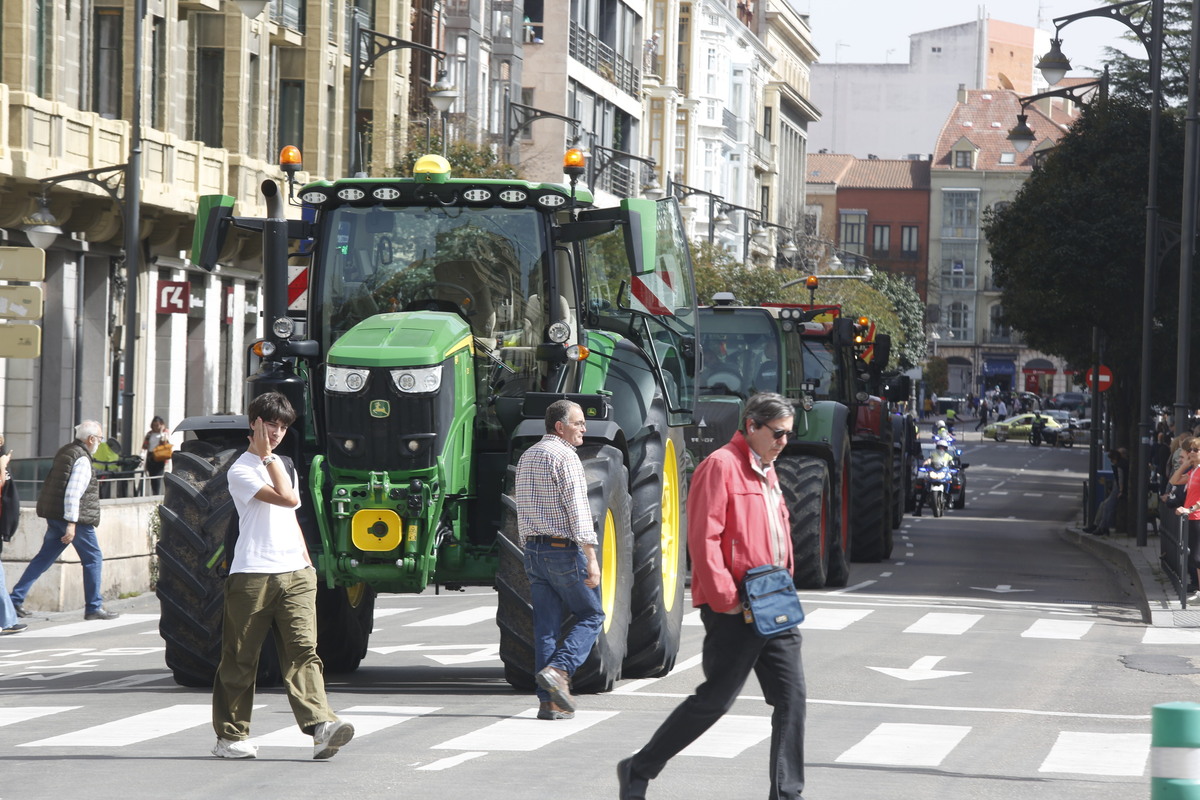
top-left (155, 151), bottom-right (697, 693)
top-left (684, 295), bottom-right (911, 589)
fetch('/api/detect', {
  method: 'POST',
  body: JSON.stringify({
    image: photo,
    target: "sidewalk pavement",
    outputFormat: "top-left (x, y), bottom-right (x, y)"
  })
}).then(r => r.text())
top-left (1062, 525), bottom-right (1200, 628)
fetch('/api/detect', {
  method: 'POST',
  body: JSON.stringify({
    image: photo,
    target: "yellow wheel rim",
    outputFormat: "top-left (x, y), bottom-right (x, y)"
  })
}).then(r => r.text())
top-left (601, 508), bottom-right (617, 633)
top-left (660, 438), bottom-right (681, 612)
top-left (346, 582), bottom-right (366, 608)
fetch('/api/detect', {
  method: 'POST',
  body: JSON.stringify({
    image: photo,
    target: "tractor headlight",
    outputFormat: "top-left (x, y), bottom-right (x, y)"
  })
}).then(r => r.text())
top-left (272, 316), bottom-right (295, 339)
top-left (390, 365), bottom-right (442, 394)
top-left (326, 365), bottom-right (370, 393)
top-left (547, 321), bottom-right (571, 343)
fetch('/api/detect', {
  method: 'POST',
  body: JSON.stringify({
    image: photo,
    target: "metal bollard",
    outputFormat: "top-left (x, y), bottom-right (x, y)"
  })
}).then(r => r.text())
top-left (1152, 702), bottom-right (1200, 798)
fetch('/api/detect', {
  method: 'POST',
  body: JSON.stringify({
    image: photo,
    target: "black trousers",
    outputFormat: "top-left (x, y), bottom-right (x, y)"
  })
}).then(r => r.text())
top-left (630, 605), bottom-right (806, 799)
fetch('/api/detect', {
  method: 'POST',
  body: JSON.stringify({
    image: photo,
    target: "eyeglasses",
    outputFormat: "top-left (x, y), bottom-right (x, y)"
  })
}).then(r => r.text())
top-left (759, 424), bottom-right (790, 440)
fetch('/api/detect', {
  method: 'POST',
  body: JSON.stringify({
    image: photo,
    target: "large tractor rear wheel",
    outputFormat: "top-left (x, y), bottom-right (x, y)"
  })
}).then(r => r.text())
top-left (776, 455), bottom-right (832, 590)
top-left (156, 448), bottom-right (280, 688)
top-left (825, 436), bottom-right (853, 587)
top-left (496, 444), bottom-right (634, 694)
top-left (850, 448), bottom-right (894, 562)
top-left (316, 582), bottom-right (376, 673)
top-left (622, 402), bottom-right (686, 679)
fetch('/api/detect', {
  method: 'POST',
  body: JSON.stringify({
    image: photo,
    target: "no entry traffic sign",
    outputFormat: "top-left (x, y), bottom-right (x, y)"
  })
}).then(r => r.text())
top-left (1085, 365), bottom-right (1113, 392)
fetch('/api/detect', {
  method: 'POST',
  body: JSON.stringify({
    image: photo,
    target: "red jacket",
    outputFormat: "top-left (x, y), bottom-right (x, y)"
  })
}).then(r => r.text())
top-left (688, 432), bottom-right (792, 613)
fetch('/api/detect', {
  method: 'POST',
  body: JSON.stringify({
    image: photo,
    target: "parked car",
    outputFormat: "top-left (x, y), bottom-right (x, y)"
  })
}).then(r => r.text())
top-left (983, 412), bottom-right (1064, 442)
top-left (1048, 391), bottom-right (1089, 413)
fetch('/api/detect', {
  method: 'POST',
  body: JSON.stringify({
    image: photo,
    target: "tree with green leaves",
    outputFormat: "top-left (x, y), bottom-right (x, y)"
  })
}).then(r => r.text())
top-left (983, 95), bottom-right (1186, 450)
top-left (1077, 0), bottom-right (1193, 105)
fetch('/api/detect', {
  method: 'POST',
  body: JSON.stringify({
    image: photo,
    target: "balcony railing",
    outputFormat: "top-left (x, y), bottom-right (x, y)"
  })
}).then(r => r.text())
top-left (569, 20), bottom-right (641, 97)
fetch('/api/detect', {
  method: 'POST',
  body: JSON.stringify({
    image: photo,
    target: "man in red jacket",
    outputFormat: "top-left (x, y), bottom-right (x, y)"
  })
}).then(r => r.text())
top-left (618, 392), bottom-right (806, 799)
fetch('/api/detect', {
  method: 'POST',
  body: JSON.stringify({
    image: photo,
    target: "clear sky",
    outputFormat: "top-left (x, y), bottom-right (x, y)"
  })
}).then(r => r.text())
top-left (798, 0), bottom-right (1141, 75)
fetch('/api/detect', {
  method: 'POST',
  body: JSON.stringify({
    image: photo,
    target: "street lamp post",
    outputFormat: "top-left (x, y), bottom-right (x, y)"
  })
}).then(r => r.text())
top-left (348, 15), bottom-right (447, 176)
top-left (427, 69), bottom-right (459, 155)
top-left (586, 140), bottom-right (660, 198)
top-left (505, 101), bottom-right (581, 166)
top-left (1037, 0), bottom-right (1164, 547)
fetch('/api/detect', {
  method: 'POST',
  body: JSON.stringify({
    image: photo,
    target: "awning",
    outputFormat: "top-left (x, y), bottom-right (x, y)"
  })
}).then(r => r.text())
top-left (1022, 367), bottom-right (1056, 375)
top-left (983, 359), bottom-right (1015, 375)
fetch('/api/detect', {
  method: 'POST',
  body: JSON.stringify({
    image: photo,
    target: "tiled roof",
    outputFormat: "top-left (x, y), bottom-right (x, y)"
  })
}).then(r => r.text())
top-left (931, 89), bottom-right (1065, 171)
top-left (807, 153), bottom-right (930, 189)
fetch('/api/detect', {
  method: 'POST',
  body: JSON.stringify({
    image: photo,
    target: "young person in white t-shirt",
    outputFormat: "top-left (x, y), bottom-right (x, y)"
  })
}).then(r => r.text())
top-left (210, 391), bottom-right (355, 760)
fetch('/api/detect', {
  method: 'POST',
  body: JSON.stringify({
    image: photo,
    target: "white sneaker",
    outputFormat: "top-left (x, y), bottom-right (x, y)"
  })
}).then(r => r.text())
top-left (312, 719), bottom-right (355, 760)
top-left (212, 737), bottom-right (258, 759)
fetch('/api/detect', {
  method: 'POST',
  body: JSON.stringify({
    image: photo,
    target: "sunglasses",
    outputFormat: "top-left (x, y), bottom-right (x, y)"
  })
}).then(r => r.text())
top-left (758, 424), bottom-right (790, 440)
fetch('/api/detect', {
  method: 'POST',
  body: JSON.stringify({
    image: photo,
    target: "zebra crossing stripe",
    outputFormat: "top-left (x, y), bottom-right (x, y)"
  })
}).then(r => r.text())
top-left (836, 723), bottom-right (971, 767)
top-left (17, 703), bottom-right (219, 747)
top-left (250, 705), bottom-right (439, 748)
top-left (0, 706), bottom-right (79, 728)
top-left (903, 613), bottom-right (983, 635)
top-left (1022, 619), bottom-right (1095, 640)
top-left (1040, 732), bottom-right (1150, 776)
top-left (679, 715), bottom-right (771, 758)
top-left (800, 608), bottom-right (873, 630)
top-left (406, 606), bottom-right (496, 627)
top-left (432, 709), bottom-right (616, 751)
top-left (17, 614), bottom-right (159, 639)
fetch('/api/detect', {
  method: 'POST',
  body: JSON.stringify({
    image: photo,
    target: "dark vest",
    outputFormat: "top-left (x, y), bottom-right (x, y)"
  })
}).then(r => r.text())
top-left (36, 440), bottom-right (100, 526)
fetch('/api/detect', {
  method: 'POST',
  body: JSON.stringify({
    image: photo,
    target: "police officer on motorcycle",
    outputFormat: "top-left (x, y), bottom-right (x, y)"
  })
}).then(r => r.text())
top-left (914, 438), bottom-right (955, 517)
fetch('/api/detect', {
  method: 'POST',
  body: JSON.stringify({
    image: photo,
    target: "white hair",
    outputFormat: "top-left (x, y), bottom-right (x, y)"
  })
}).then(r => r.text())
top-left (75, 420), bottom-right (103, 443)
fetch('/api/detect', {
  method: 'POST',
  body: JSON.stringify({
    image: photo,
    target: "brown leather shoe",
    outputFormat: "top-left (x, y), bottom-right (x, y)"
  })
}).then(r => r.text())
top-left (535, 666), bottom-right (575, 712)
top-left (537, 701), bottom-right (574, 720)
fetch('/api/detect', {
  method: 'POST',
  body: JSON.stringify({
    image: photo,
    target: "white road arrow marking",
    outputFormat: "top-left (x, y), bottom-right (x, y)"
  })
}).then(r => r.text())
top-left (972, 584), bottom-right (1033, 593)
top-left (369, 642), bottom-right (500, 664)
top-left (868, 655), bottom-right (969, 682)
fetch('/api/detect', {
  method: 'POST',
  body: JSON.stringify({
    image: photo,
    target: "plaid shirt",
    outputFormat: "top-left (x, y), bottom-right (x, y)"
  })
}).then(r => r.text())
top-left (63, 454), bottom-right (93, 523)
top-left (515, 434), bottom-right (596, 546)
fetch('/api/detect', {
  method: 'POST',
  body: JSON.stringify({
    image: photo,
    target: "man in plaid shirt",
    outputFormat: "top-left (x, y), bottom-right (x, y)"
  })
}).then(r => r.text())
top-left (515, 399), bottom-right (601, 720)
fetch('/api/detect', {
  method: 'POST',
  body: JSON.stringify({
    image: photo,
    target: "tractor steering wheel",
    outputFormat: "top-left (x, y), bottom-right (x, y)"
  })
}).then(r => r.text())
top-left (404, 281), bottom-right (477, 317)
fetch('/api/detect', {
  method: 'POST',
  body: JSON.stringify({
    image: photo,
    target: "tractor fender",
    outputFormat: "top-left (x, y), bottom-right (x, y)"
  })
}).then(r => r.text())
top-left (791, 401), bottom-right (850, 463)
top-left (602, 338), bottom-right (660, 442)
top-left (510, 418), bottom-right (628, 455)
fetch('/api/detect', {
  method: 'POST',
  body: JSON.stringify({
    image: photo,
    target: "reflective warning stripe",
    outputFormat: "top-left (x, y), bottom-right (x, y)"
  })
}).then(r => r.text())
top-left (1152, 747), bottom-right (1200, 780)
top-left (288, 266), bottom-right (308, 311)
top-left (630, 271), bottom-right (675, 317)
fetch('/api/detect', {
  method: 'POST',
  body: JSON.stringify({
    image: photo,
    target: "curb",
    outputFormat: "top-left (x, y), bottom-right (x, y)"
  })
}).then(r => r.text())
top-left (1061, 526), bottom-right (1200, 628)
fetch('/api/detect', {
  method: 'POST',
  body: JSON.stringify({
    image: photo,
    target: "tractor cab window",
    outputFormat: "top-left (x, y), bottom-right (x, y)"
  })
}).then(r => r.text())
top-left (799, 337), bottom-right (841, 401)
top-left (696, 309), bottom-right (778, 398)
top-left (316, 204), bottom-right (546, 351)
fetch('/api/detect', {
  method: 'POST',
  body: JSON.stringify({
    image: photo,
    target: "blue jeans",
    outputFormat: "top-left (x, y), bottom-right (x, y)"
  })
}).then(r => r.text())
top-left (0, 556), bottom-right (17, 629)
top-left (10, 519), bottom-right (105, 614)
top-left (523, 540), bottom-right (604, 702)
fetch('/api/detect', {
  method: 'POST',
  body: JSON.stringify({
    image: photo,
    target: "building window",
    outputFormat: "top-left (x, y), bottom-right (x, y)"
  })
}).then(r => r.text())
top-left (942, 190), bottom-right (979, 238)
top-left (948, 301), bottom-right (971, 342)
top-left (196, 48), bottom-right (224, 147)
top-left (941, 241), bottom-right (977, 290)
top-left (94, 9), bottom-right (123, 119)
top-left (901, 225), bottom-right (919, 259)
top-left (151, 16), bottom-right (168, 130)
top-left (839, 210), bottom-right (867, 255)
top-left (989, 304), bottom-right (1011, 342)
top-left (872, 225), bottom-right (890, 258)
top-left (954, 149), bottom-right (974, 169)
top-left (278, 79), bottom-right (304, 152)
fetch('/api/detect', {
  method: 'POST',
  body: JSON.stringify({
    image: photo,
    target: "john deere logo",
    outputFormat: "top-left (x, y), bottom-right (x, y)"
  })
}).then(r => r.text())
top-left (369, 400), bottom-right (391, 418)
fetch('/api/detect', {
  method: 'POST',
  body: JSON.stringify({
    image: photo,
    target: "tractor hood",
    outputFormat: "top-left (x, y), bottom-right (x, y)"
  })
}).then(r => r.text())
top-left (328, 311), bottom-right (474, 368)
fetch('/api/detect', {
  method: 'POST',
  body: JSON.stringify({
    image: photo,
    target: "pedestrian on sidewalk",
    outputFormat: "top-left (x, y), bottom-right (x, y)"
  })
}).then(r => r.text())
top-left (1086, 448), bottom-right (1127, 537)
top-left (211, 392), bottom-right (354, 760)
top-left (1172, 442), bottom-right (1200, 597)
top-left (975, 398), bottom-right (990, 432)
top-left (515, 399), bottom-right (603, 721)
top-left (9, 421), bottom-right (119, 621)
top-left (617, 393), bottom-right (805, 800)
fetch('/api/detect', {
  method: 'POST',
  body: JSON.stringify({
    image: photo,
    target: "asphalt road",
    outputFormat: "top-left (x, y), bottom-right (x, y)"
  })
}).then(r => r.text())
top-left (2, 438), bottom-right (1197, 799)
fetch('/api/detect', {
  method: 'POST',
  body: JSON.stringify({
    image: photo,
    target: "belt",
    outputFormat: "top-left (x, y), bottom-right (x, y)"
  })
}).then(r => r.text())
top-left (525, 535), bottom-right (577, 547)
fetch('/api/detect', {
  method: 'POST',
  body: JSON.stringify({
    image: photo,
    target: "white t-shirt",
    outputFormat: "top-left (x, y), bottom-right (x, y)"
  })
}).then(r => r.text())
top-left (227, 450), bottom-right (311, 574)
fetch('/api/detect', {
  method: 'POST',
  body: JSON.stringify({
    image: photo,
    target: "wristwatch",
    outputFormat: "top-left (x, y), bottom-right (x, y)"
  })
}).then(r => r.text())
top-left (262, 455), bottom-right (279, 466)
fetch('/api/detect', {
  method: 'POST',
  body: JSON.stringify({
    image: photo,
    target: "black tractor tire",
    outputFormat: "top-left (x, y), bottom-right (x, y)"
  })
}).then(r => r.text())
top-left (825, 441), bottom-right (853, 587)
top-left (850, 448), bottom-right (893, 563)
top-left (622, 403), bottom-right (687, 679)
top-left (156, 448), bottom-right (281, 688)
top-left (316, 582), bottom-right (376, 673)
top-left (496, 444), bottom-right (634, 694)
top-left (776, 455), bottom-right (832, 590)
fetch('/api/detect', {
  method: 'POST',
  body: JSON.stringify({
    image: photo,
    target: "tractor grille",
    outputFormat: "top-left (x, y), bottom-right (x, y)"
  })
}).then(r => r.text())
top-left (324, 365), bottom-right (456, 472)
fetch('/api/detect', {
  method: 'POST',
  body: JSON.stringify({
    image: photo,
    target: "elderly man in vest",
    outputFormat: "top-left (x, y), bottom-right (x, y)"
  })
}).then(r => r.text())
top-left (9, 420), bottom-right (119, 620)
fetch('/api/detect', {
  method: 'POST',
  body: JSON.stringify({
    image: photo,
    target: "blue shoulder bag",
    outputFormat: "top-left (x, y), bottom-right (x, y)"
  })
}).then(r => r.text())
top-left (740, 564), bottom-right (804, 637)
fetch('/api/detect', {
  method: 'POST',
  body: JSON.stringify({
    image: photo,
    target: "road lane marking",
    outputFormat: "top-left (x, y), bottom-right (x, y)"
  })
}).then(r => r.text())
top-left (615, 653), bottom-right (703, 694)
top-left (16, 614), bottom-right (159, 639)
top-left (17, 703), bottom-right (221, 747)
top-left (836, 722), bottom-right (970, 766)
top-left (250, 705), bottom-right (439, 748)
top-left (679, 715), bottom-right (771, 758)
top-left (1022, 619), bottom-right (1095, 639)
top-left (1144, 629), bottom-right (1200, 644)
top-left (1039, 731), bottom-right (1150, 775)
top-left (799, 608), bottom-right (873, 630)
top-left (405, 606), bottom-right (496, 627)
top-left (431, 708), bottom-right (616, 751)
top-left (904, 612), bottom-right (983, 635)
top-left (0, 706), bottom-right (79, 727)
top-left (418, 751), bottom-right (487, 770)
